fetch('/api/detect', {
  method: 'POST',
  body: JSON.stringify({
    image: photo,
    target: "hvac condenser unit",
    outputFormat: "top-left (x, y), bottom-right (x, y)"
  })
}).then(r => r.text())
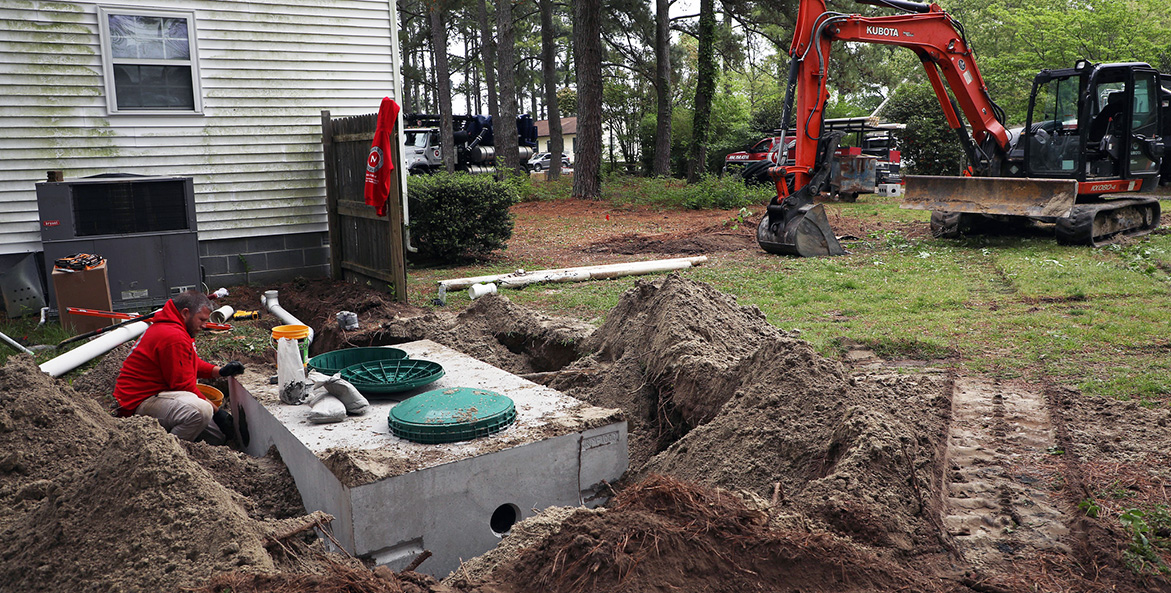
top-left (36, 174), bottom-right (201, 310)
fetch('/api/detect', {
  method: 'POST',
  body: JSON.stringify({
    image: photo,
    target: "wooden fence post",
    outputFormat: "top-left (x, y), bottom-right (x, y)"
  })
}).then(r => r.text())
top-left (321, 110), bottom-right (342, 281)
top-left (387, 135), bottom-right (408, 303)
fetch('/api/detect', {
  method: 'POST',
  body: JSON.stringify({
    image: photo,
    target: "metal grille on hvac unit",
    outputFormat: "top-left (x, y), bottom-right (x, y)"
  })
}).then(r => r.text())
top-left (36, 174), bottom-right (201, 310)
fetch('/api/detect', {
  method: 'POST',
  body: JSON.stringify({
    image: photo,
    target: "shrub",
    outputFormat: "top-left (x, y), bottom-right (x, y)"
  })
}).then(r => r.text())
top-left (885, 82), bottom-right (967, 176)
top-left (407, 172), bottom-right (518, 262)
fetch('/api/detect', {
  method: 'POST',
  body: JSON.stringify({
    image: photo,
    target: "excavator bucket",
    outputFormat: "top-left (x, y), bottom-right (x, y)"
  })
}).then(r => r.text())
top-left (901, 175), bottom-right (1078, 218)
top-left (757, 203), bottom-right (845, 257)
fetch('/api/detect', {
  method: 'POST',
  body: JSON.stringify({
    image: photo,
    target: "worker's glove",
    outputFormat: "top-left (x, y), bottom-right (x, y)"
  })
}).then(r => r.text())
top-left (219, 361), bottom-right (245, 377)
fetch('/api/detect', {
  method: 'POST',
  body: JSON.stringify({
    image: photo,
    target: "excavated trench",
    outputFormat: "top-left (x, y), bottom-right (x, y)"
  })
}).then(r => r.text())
top-left (12, 275), bottom-right (1168, 592)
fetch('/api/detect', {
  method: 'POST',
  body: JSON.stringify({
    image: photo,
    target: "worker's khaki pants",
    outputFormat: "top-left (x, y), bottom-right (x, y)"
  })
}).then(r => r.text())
top-left (135, 390), bottom-right (225, 443)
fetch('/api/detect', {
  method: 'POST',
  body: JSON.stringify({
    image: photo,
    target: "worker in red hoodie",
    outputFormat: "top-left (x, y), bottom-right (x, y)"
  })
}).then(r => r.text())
top-left (113, 290), bottom-right (244, 444)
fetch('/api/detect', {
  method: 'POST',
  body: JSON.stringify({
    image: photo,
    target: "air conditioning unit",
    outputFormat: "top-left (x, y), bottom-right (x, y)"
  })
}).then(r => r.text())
top-left (36, 174), bottom-right (201, 311)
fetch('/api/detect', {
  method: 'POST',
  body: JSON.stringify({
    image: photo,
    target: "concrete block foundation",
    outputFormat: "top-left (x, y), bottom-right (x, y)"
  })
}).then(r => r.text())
top-left (228, 340), bottom-right (628, 578)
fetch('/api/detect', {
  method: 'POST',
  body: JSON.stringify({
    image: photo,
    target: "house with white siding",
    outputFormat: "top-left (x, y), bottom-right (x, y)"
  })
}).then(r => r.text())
top-left (0, 0), bottom-right (403, 300)
top-left (534, 116), bottom-right (577, 163)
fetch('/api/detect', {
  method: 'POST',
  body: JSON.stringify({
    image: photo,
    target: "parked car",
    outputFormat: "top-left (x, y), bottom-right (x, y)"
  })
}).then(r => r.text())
top-left (528, 152), bottom-right (571, 172)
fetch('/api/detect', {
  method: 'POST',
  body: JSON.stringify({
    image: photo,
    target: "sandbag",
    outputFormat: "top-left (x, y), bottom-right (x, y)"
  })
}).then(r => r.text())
top-left (305, 392), bottom-right (346, 424)
top-left (309, 371), bottom-right (369, 416)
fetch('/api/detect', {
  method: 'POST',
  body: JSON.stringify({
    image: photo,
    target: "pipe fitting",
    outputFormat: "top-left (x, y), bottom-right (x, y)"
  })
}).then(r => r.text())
top-left (262, 290), bottom-right (314, 345)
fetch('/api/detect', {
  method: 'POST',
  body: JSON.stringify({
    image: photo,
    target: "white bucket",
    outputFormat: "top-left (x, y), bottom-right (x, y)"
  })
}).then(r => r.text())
top-left (468, 283), bottom-right (498, 300)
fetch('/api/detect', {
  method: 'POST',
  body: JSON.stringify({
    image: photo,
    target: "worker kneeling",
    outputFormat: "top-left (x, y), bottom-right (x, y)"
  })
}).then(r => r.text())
top-left (113, 290), bottom-right (245, 444)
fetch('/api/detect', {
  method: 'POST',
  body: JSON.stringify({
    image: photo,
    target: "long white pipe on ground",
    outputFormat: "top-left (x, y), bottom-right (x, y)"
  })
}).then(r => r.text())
top-left (437, 256), bottom-right (708, 303)
top-left (0, 330), bottom-right (33, 356)
top-left (39, 320), bottom-right (150, 378)
top-left (262, 290), bottom-right (314, 345)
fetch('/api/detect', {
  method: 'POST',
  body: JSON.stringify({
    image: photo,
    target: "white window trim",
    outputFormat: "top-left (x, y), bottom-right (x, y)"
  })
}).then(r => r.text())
top-left (97, 5), bottom-right (203, 115)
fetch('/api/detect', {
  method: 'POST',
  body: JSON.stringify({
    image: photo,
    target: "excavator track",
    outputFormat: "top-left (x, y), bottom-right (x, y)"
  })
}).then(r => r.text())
top-left (1054, 196), bottom-right (1161, 246)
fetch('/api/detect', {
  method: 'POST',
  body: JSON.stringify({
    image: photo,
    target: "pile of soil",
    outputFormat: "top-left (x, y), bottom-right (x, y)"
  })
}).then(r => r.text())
top-left (454, 474), bottom-right (950, 593)
top-left (306, 290), bottom-right (596, 376)
top-left (0, 357), bottom-right (273, 591)
top-left (548, 274), bottom-right (804, 465)
top-left (0, 355), bottom-right (351, 592)
top-left (538, 274), bottom-right (952, 552)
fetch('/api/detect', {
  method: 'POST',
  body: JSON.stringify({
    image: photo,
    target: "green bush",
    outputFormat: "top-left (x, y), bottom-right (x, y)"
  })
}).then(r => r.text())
top-left (407, 172), bottom-right (518, 262)
top-left (885, 82), bottom-right (967, 176)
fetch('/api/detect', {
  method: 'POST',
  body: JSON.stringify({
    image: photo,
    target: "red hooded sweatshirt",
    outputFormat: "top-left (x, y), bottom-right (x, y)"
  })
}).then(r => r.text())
top-left (364, 96), bottom-right (401, 217)
top-left (113, 299), bottom-right (217, 414)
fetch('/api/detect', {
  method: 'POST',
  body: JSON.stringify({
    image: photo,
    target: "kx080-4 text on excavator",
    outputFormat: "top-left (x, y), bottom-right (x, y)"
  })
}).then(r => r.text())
top-left (760, 0), bottom-right (1166, 256)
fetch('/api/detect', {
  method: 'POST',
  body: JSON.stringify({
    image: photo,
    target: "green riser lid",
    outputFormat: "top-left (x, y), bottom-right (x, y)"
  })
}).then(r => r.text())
top-left (389, 387), bottom-right (517, 444)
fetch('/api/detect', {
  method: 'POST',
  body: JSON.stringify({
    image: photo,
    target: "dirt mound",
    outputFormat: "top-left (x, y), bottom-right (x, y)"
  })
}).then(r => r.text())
top-left (547, 274), bottom-right (796, 465)
top-left (68, 342), bottom-right (132, 409)
top-left (581, 226), bottom-right (755, 255)
top-left (645, 363), bottom-right (952, 552)
top-left (458, 474), bottom-right (950, 593)
top-left (319, 293), bottom-right (595, 376)
top-left (537, 275), bottom-right (952, 553)
top-left (0, 355), bottom-right (300, 592)
top-left (191, 556), bottom-right (444, 593)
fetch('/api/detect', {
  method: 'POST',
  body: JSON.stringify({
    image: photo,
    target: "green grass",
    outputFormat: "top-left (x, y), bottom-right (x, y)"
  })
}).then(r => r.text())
top-left (408, 185), bottom-right (1171, 407)
top-left (0, 316), bottom-right (71, 367)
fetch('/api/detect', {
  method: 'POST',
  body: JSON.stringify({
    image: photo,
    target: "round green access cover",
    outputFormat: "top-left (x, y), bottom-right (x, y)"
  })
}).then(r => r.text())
top-left (341, 359), bottom-right (444, 395)
top-left (388, 388), bottom-right (517, 444)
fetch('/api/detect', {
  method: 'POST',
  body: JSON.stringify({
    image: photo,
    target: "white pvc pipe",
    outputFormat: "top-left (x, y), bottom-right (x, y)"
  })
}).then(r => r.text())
top-left (0, 330), bottom-right (34, 356)
top-left (210, 305), bottom-right (234, 324)
top-left (439, 256), bottom-right (708, 293)
top-left (261, 290), bottom-right (314, 345)
top-left (39, 320), bottom-right (150, 378)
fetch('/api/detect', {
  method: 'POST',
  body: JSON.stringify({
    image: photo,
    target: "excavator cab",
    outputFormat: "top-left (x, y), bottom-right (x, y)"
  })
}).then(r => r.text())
top-left (1023, 61), bottom-right (1163, 188)
top-left (909, 61), bottom-right (1163, 246)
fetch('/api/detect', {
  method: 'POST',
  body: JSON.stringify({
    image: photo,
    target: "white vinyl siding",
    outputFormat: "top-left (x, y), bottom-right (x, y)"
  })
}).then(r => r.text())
top-left (0, 0), bottom-right (398, 254)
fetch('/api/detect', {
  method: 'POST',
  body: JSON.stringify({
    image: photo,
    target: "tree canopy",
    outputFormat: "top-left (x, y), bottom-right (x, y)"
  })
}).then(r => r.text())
top-left (400, 0), bottom-right (1171, 183)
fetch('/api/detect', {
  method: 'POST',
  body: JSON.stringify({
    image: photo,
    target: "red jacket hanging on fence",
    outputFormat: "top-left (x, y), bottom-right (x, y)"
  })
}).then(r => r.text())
top-left (365, 97), bottom-right (401, 217)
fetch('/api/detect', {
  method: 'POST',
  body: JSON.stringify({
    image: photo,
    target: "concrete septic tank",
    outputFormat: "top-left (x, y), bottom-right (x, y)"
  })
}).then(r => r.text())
top-left (228, 339), bottom-right (628, 577)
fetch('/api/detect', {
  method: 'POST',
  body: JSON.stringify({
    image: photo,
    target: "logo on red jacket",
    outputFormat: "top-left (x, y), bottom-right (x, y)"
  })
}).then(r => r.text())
top-left (367, 146), bottom-right (385, 173)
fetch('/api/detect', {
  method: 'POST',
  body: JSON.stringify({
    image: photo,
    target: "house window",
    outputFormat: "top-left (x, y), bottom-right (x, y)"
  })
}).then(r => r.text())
top-left (98, 7), bottom-right (202, 113)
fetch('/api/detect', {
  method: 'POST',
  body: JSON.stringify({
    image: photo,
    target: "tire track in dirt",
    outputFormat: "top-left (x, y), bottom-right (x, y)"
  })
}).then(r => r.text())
top-left (942, 378), bottom-right (1071, 569)
top-left (957, 252), bottom-right (1017, 307)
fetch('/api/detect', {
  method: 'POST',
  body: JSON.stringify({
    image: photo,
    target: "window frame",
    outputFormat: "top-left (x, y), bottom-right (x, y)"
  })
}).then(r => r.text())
top-left (97, 5), bottom-right (203, 115)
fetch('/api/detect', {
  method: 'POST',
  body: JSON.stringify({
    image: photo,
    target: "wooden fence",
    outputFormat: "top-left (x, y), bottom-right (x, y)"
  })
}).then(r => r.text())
top-left (320, 110), bottom-right (407, 302)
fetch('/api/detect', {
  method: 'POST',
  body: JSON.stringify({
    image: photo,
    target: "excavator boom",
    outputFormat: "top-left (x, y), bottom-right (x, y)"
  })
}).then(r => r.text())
top-left (760, 0), bottom-right (1164, 255)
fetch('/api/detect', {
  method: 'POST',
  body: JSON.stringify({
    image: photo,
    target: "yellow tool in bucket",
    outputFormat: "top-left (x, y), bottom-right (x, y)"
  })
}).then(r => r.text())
top-left (197, 384), bottom-right (224, 409)
top-left (272, 324), bottom-right (311, 367)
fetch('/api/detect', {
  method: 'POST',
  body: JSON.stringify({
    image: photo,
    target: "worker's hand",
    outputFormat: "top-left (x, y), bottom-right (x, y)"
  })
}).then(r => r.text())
top-left (219, 361), bottom-right (245, 377)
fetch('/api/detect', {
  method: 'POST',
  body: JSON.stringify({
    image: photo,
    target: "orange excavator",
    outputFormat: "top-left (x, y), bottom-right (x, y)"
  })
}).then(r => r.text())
top-left (760, 0), bottom-right (1165, 256)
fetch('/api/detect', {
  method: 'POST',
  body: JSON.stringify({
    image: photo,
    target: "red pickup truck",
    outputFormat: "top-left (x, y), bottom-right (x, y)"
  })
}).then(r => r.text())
top-left (724, 127), bottom-right (902, 194)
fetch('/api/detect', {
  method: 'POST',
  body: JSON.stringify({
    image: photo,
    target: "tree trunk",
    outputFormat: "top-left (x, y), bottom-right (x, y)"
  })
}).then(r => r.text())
top-left (478, 0), bottom-right (499, 123)
top-left (496, 0), bottom-right (521, 175)
top-left (463, 32), bottom-right (473, 115)
top-left (572, 0), bottom-right (602, 198)
top-left (429, 3), bottom-right (456, 172)
top-left (652, 0), bottom-right (672, 177)
top-left (540, 0), bottom-right (563, 180)
top-left (686, 0), bottom-right (716, 182)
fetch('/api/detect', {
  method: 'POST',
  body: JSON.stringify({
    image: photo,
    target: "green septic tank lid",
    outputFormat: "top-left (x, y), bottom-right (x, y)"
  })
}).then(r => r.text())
top-left (388, 387), bottom-right (517, 444)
